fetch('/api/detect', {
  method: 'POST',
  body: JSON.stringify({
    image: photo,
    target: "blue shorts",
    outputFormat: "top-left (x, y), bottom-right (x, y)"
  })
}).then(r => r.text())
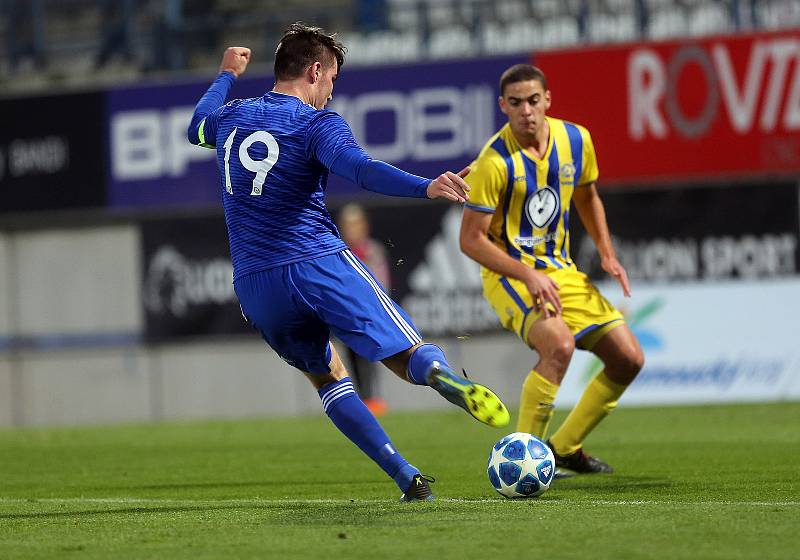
top-left (234, 249), bottom-right (422, 374)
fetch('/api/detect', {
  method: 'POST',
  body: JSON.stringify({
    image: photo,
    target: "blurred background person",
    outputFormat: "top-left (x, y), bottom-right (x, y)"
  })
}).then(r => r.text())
top-left (337, 203), bottom-right (392, 416)
top-left (4, 0), bottom-right (46, 74)
top-left (94, 0), bottom-right (137, 70)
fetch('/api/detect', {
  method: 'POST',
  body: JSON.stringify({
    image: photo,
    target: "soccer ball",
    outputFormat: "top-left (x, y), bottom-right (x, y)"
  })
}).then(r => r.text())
top-left (487, 432), bottom-right (555, 498)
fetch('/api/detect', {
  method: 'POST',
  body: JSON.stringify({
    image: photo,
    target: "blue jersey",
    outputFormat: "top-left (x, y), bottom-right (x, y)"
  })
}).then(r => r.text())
top-left (188, 72), bottom-right (430, 280)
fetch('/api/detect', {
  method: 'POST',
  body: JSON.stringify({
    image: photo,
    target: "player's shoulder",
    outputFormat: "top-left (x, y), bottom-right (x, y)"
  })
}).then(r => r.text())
top-left (548, 115), bottom-right (592, 137)
top-left (307, 107), bottom-right (345, 126)
top-left (476, 127), bottom-right (512, 164)
top-left (216, 96), bottom-right (262, 120)
top-left (226, 96), bottom-right (261, 110)
top-left (305, 108), bottom-right (349, 142)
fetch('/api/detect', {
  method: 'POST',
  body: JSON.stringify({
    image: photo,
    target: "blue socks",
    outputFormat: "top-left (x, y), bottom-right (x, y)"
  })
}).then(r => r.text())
top-left (318, 377), bottom-right (417, 491)
top-left (407, 343), bottom-right (450, 386)
top-left (318, 345), bottom-right (452, 490)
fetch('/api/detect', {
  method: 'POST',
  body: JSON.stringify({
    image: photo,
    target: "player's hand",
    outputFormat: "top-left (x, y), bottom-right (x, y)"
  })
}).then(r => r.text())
top-left (427, 166), bottom-right (471, 203)
top-left (601, 255), bottom-right (631, 297)
top-left (220, 47), bottom-right (251, 78)
top-left (524, 270), bottom-right (562, 318)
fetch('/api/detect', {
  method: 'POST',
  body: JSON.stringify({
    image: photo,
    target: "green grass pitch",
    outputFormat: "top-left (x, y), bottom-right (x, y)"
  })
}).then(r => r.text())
top-left (1, 402), bottom-right (798, 559)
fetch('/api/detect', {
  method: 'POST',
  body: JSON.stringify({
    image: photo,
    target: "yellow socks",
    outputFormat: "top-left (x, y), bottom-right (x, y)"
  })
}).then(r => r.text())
top-left (549, 371), bottom-right (627, 456)
top-left (516, 369), bottom-right (559, 439)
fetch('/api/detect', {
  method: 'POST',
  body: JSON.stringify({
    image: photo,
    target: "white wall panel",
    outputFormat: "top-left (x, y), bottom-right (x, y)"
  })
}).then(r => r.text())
top-left (0, 359), bottom-right (13, 426)
top-left (0, 234), bottom-right (11, 336)
top-left (156, 341), bottom-right (316, 420)
top-left (18, 349), bottom-right (151, 425)
top-left (15, 226), bottom-right (142, 334)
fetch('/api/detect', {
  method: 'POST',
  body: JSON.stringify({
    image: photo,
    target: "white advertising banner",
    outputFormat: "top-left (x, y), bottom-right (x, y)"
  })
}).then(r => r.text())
top-left (555, 278), bottom-right (800, 407)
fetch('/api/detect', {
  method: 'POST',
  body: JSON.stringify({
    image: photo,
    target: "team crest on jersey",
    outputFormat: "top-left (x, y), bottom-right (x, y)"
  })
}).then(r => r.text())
top-left (559, 163), bottom-right (576, 186)
top-left (525, 187), bottom-right (560, 229)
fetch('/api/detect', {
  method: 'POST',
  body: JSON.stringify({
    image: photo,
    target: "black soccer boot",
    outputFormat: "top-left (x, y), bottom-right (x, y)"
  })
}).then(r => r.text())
top-left (553, 468), bottom-right (576, 480)
top-left (547, 440), bottom-right (614, 474)
top-left (399, 474), bottom-right (435, 502)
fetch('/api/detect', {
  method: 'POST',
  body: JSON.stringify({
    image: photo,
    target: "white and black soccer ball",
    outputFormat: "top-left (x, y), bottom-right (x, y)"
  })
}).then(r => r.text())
top-left (487, 432), bottom-right (555, 498)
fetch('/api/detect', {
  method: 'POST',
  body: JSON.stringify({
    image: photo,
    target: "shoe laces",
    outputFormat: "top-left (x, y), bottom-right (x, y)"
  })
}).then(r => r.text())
top-left (407, 474), bottom-right (435, 499)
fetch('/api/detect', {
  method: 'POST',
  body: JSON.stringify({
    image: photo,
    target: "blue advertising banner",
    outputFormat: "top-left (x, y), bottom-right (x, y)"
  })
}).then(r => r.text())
top-left (106, 55), bottom-right (523, 209)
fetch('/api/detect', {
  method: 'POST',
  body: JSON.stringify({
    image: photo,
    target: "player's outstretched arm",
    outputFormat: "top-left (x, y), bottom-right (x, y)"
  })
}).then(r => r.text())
top-left (187, 47), bottom-right (251, 148)
top-left (310, 113), bottom-right (468, 203)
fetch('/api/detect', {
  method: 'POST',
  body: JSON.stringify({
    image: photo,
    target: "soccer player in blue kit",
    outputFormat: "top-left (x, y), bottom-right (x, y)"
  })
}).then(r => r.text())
top-left (187, 23), bottom-right (509, 501)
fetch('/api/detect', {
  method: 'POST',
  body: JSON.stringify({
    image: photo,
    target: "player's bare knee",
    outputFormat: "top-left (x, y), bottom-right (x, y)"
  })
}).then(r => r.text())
top-left (385, 344), bottom-right (418, 365)
top-left (381, 344), bottom-right (420, 381)
top-left (628, 347), bottom-right (645, 377)
top-left (540, 337), bottom-right (574, 375)
top-left (608, 346), bottom-right (644, 384)
top-left (621, 343), bottom-right (645, 376)
top-left (552, 338), bottom-right (575, 368)
top-left (305, 371), bottom-right (343, 390)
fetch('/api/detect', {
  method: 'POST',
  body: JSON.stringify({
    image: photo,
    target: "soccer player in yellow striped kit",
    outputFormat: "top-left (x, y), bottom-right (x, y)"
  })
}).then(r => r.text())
top-left (460, 64), bottom-right (644, 475)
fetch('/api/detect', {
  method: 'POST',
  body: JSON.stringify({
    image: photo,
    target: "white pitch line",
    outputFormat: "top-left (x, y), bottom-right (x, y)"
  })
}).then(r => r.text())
top-left (0, 498), bottom-right (798, 507)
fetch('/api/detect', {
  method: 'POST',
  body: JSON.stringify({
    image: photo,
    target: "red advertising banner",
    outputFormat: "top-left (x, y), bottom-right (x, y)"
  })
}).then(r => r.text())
top-left (533, 30), bottom-right (800, 186)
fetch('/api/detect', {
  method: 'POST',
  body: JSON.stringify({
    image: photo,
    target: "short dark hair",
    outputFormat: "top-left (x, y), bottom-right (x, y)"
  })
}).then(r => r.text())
top-left (499, 64), bottom-right (548, 96)
top-left (274, 22), bottom-right (346, 80)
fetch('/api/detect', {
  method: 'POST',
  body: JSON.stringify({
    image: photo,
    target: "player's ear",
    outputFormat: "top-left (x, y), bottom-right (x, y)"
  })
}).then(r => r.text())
top-left (309, 61), bottom-right (321, 83)
top-left (544, 90), bottom-right (552, 110)
top-left (498, 95), bottom-right (508, 115)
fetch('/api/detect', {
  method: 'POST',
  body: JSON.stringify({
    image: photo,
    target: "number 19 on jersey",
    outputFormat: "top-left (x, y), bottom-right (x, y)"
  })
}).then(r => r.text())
top-left (223, 127), bottom-right (280, 196)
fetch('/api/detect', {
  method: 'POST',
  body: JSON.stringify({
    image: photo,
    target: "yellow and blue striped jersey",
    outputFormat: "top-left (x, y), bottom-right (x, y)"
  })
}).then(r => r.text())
top-left (464, 116), bottom-right (599, 272)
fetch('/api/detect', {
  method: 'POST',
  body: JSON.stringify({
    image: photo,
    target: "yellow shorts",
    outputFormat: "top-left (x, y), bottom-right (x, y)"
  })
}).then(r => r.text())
top-left (482, 267), bottom-right (624, 350)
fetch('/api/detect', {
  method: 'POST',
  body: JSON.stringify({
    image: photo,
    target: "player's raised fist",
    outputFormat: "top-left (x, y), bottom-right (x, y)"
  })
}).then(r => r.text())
top-left (220, 47), bottom-right (251, 78)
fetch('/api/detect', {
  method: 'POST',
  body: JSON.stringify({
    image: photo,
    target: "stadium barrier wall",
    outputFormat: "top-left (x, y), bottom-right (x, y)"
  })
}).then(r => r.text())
top-left (0, 233), bottom-right (11, 340)
top-left (1, 180), bottom-right (799, 426)
top-left (0, 359), bottom-right (10, 426)
top-left (0, 232), bottom-right (10, 425)
top-left (2, 30), bottom-right (800, 425)
top-left (0, 337), bottom-right (536, 427)
top-left (0, 225), bottom-right (145, 426)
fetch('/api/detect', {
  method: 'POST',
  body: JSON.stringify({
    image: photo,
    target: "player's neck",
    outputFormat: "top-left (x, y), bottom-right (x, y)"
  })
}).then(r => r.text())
top-left (272, 80), bottom-right (313, 106)
top-left (512, 118), bottom-right (549, 159)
